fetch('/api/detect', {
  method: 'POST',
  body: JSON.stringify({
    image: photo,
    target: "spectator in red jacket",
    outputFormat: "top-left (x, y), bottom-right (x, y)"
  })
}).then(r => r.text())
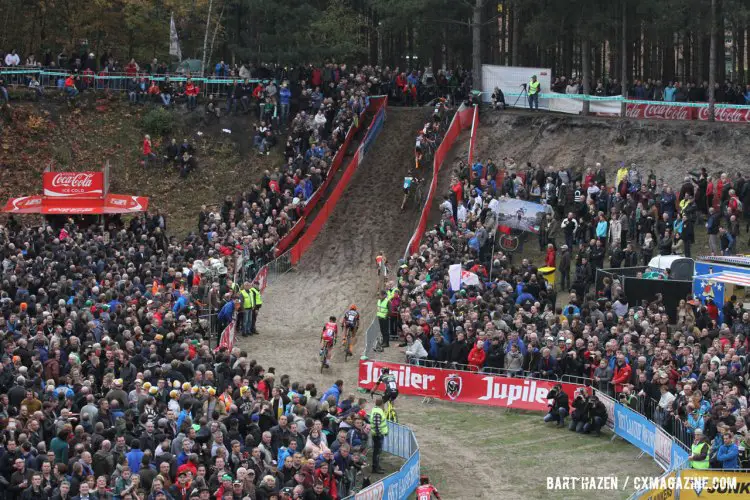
top-left (185, 79), bottom-right (200, 111)
top-left (611, 354), bottom-right (632, 394)
top-left (545, 244), bottom-right (556, 267)
top-left (468, 342), bottom-right (486, 372)
top-left (143, 134), bottom-right (156, 168)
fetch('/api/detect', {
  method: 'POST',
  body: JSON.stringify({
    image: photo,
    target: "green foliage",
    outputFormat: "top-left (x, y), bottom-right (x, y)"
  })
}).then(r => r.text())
top-left (141, 107), bottom-right (175, 136)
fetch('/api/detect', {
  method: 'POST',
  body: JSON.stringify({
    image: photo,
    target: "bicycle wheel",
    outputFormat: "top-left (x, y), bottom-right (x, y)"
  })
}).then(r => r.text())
top-left (344, 333), bottom-right (352, 362)
top-left (320, 346), bottom-right (328, 373)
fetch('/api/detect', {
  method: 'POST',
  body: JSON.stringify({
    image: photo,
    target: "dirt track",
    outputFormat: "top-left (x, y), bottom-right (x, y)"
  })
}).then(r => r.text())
top-left (237, 105), bottom-right (428, 382)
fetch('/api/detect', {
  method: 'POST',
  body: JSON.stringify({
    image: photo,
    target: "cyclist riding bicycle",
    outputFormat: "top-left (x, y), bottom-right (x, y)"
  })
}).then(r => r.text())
top-left (320, 316), bottom-right (338, 367)
top-left (416, 475), bottom-right (442, 500)
top-left (341, 304), bottom-right (360, 353)
top-left (401, 170), bottom-right (417, 212)
top-left (369, 367), bottom-right (399, 403)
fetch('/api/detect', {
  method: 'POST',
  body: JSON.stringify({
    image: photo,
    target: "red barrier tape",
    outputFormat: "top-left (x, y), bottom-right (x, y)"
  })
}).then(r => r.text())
top-left (406, 104), bottom-right (475, 256)
top-left (359, 360), bottom-right (579, 411)
top-left (290, 96), bottom-right (388, 264)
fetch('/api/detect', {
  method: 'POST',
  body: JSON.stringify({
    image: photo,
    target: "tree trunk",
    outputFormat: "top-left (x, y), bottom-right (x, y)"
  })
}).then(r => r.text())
top-left (472, 0), bottom-right (482, 88)
top-left (206, 1), bottom-right (225, 73)
top-left (737, 26), bottom-right (745, 85)
top-left (511, 0), bottom-right (520, 66)
top-left (582, 38), bottom-right (591, 115)
top-left (621, 0), bottom-right (627, 116)
top-left (201, 0), bottom-right (214, 75)
top-left (708, 0), bottom-right (716, 121)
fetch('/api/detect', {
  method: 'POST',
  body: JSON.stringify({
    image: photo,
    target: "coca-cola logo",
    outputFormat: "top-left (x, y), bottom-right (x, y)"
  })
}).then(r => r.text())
top-left (697, 106), bottom-right (750, 123)
top-left (625, 104), bottom-right (692, 120)
top-left (51, 173), bottom-right (95, 187)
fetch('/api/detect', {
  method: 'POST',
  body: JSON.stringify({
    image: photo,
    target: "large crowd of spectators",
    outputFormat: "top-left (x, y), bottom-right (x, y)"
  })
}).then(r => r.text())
top-left (0, 210), bottom-right (383, 500)
top-left (374, 154), bottom-right (750, 468)
top-left (551, 75), bottom-right (750, 105)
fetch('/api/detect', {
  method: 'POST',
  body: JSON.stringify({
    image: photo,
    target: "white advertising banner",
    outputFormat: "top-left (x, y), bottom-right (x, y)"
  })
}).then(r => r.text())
top-left (481, 64), bottom-right (552, 110)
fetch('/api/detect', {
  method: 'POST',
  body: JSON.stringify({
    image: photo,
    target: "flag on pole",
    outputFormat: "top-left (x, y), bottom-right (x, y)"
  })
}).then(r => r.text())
top-left (214, 320), bottom-right (236, 352)
top-left (170, 13), bottom-right (182, 61)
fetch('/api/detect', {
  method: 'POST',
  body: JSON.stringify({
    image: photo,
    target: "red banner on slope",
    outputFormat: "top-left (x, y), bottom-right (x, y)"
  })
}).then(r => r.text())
top-left (359, 360), bottom-right (579, 412)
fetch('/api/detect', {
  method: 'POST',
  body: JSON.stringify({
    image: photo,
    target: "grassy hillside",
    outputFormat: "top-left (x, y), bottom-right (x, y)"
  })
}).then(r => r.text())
top-left (0, 93), bottom-right (282, 236)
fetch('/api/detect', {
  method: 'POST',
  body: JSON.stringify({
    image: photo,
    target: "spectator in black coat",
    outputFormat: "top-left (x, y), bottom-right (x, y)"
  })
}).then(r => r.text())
top-left (485, 337), bottom-right (505, 370)
top-left (447, 332), bottom-right (470, 366)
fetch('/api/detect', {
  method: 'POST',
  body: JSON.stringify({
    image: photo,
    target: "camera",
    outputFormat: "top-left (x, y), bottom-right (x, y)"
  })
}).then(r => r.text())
top-left (520, 83), bottom-right (527, 89)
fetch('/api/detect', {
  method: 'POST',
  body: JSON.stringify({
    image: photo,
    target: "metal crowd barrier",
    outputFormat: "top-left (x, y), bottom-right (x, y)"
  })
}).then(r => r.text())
top-left (0, 66), bottom-right (268, 98)
top-left (343, 421), bottom-right (421, 500)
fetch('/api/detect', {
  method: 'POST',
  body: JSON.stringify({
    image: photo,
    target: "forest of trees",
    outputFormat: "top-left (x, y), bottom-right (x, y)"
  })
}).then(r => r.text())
top-left (1, 0), bottom-right (749, 86)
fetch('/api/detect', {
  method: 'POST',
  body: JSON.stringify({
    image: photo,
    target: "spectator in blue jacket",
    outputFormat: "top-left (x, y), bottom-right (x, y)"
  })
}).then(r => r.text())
top-left (320, 380), bottom-right (343, 406)
top-left (217, 297), bottom-right (236, 332)
top-left (515, 286), bottom-right (535, 305)
top-left (504, 331), bottom-right (527, 355)
top-left (126, 441), bottom-right (144, 473)
top-left (716, 432), bottom-right (740, 469)
top-left (279, 82), bottom-right (292, 124)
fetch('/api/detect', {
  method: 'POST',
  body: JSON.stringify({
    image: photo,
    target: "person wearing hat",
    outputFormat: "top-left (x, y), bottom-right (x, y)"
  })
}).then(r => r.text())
top-left (169, 469), bottom-right (192, 500)
top-left (688, 428), bottom-right (710, 469)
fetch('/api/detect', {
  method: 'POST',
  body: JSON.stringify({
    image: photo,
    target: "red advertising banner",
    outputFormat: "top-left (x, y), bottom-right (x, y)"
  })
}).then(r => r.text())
top-left (696, 106), bottom-right (750, 123)
top-left (2, 195), bottom-right (43, 213)
top-left (359, 360), bottom-right (579, 411)
top-left (625, 103), bottom-right (694, 121)
top-left (43, 172), bottom-right (104, 198)
top-left (103, 194), bottom-right (149, 213)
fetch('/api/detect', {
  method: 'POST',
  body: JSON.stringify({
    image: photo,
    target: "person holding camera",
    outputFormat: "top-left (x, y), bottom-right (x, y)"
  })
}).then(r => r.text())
top-left (491, 87), bottom-right (505, 110)
top-left (583, 394), bottom-right (608, 436)
top-left (543, 383), bottom-right (569, 427)
top-left (568, 388), bottom-right (589, 433)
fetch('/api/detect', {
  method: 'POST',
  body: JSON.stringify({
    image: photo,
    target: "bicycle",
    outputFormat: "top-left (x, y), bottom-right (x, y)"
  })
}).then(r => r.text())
top-left (320, 343), bottom-right (330, 373)
top-left (369, 391), bottom-right (398, 423)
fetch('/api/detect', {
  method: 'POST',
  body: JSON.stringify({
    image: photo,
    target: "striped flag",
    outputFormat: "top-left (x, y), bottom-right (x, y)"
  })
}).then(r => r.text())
top-left (169, 13), bottom-right (182, 61)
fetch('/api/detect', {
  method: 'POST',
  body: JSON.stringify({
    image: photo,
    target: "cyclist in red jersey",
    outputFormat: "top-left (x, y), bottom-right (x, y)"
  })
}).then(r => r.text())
top-left (320, 316), bottom-right (338, 367)
top-left (416, 475), bottom-right (441, 500)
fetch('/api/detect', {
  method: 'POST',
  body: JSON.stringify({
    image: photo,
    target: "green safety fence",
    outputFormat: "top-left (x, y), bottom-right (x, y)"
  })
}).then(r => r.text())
top-left (0, 67), bottom-right (266, 84)
top-left (482, 89), bottom-right (750, 109)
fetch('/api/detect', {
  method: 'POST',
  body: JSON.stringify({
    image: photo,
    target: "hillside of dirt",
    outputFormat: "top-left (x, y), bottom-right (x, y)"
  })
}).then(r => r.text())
top-left (475, 111), bottom-right (749, 187)
top-left (0, 94), bottom-right (283, 235)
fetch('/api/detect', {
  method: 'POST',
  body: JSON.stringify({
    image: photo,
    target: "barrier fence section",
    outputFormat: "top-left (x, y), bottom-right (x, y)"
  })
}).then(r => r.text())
top-left (480, 90), bottom-right (750, 122)
top-left (343, 421), bottom-right (420, 500)
top-left (404, 102), bottom-right (474, 257)
top-left (290, 96), bottom-right (388, 264)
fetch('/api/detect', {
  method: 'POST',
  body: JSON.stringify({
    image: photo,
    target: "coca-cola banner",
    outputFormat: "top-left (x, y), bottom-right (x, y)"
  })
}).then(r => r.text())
top-left (358, 360), bottom-right (579, 411)
top-left (625, 103), bottom-right (695, 121)
top-left (43, 172), bottom-right (104, 198)
top-left (696, 106), bottom-right (750, 123)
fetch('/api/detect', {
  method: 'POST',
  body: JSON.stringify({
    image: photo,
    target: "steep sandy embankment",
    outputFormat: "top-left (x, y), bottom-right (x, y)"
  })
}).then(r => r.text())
top-left (475, 112), bottom-right (749, 187)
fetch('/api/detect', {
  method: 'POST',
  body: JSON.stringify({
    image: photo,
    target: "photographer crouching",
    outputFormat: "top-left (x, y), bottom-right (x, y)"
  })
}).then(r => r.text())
top-left (569, 389), bottom-right (607, 436)
top-left (544, 383), bottom-right (570, 427)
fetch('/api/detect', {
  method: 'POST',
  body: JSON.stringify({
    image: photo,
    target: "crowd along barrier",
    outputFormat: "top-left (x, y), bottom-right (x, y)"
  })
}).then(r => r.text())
top-left (343, 421), bottom-right (420, 500)
top-left (404, 102), bottom-right (475, 257)
top-left (234, 98), bottom-right (370, 282)
top-left (290, 96), bottom-right (388, 265)
top-left (356, 358), bottom-right (703, 497)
